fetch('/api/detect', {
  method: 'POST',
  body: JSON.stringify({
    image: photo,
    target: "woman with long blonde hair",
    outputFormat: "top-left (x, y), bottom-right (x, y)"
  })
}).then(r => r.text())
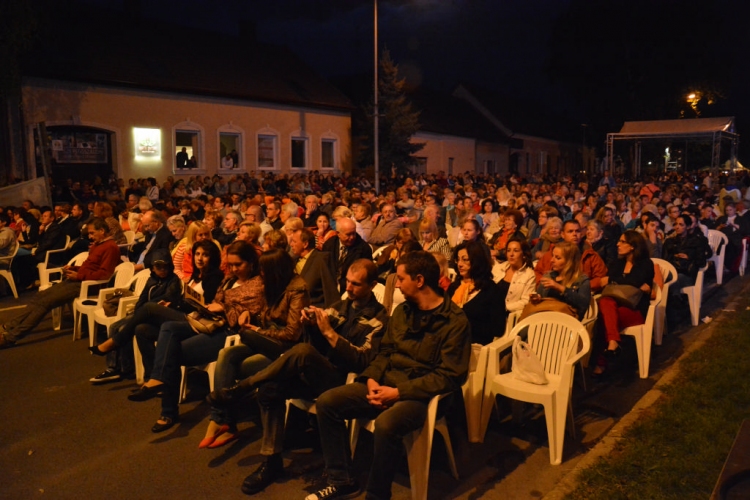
top-left (536, 240), bottom-right (591, 319)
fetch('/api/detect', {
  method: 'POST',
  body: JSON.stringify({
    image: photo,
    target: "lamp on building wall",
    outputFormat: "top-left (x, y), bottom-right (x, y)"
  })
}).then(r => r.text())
top-left (133, 128), bottom-right (161, 162)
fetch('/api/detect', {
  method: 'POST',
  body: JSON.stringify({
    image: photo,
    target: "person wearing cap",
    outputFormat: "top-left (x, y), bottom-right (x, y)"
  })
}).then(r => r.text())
top-left (89, 249), bottom-right (182, 383)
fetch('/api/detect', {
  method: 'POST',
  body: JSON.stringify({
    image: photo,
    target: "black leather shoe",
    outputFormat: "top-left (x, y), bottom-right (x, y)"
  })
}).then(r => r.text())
top-left (127, 384), bottom-right (163, 402)
top-left (241, 459), bottom-right (284, 495)
top-left (151, 416), bottom-right (178, 433)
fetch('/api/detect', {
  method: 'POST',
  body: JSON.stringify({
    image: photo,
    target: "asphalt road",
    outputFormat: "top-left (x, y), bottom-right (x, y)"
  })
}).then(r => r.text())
top-left (0, 271), bottom-right (741, 499)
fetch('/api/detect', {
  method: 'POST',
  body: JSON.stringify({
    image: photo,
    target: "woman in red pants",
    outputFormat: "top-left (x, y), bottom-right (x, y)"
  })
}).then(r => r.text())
top-left (593, 230), bottom-right (654, 377)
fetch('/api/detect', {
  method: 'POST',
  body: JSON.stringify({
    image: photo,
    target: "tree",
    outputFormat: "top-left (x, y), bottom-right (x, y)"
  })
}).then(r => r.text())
top-left (356, 49), bottom-right (424, 176)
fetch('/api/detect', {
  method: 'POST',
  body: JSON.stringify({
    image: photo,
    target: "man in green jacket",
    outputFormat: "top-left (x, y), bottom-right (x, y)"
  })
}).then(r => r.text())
top-left (306, 250), bottom-right (471, 500)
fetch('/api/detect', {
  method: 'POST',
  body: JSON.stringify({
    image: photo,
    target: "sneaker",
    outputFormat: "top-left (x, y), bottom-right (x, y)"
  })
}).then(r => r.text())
top-left (241, 459), bottom-right (284, 495)
top-left (90, 368), bottom-right (122, 384)
top-left (305, 481), bottom-right (360, 500)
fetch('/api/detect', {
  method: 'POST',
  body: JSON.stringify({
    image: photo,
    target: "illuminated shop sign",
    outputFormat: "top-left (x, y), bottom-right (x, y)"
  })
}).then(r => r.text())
top-left (133, 127), bottom-right (161, 161)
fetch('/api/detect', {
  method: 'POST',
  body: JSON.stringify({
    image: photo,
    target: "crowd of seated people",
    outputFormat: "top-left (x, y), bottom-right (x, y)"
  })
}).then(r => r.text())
top-left (3, 166), bottom-right (749, 498)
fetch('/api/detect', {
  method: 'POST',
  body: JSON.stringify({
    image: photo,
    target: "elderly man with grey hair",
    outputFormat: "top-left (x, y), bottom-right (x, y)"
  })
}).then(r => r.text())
top-left (131, 210), bottom-right (174, 272)
top-left (216, 210), bottom-right (241, 247)
top-left (303, 194), bottom-right (323, 228)
top-left (367, 204), bottom-right (403, 248)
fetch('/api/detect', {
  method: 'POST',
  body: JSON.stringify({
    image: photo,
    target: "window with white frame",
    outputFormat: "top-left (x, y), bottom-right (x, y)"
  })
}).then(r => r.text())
top-left (257, 134), bottom-right (277, 169)
top-left (291, 136), bottom-right (308, 169)
top-left (173, 121), bottom-right (204, 172)
top-left (321, 138), bottom-right (336, 170)
top-left (219, 132), bottom-right (241, 170)
top-left (175, 130), bottom-right (200, 170)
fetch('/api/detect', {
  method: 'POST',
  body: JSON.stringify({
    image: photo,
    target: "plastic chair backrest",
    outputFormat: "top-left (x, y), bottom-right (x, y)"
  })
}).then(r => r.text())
top-left (68, 252), bottom-right (89, 266)
top-left (112, 262), bottom-right (135, 288)
top-left (651, 258), bottom-right (677, 286)
top-left (707, 229), bottom-right (727, 254)
top-left (509, 312), bottom-right (589, 377)
top-left (645, 286), bottom-right (661, 328)
top-left (131, 269), bottom-right (153, 296)
top-left (123, 231), bottom-right (135, 245)
top-left (0, 240), bottom-right (20, 264)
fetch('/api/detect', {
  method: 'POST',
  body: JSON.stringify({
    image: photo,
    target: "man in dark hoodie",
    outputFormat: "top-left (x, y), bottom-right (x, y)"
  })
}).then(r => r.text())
top-left (89, 249), bottom-right (182, 384)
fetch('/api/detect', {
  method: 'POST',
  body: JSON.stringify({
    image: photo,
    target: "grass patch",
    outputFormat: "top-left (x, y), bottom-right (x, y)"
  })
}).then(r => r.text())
top-left (566, 310), bottom-right (750, 499)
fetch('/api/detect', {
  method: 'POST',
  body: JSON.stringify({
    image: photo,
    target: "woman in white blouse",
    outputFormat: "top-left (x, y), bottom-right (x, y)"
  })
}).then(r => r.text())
top-left (492, 237), bottom-right (536, 334)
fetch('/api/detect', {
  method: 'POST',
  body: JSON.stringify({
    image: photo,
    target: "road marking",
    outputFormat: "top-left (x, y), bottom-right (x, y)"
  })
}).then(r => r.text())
top-left (0, 305), bottom-right (27, 312)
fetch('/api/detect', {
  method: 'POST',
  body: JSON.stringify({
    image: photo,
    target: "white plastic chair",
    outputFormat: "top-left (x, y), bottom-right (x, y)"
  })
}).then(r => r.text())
top-left (36, 235), bottom-right (71, 287)
top-left (91, 269), bottom-right (152, 340)
top-left (463, 309), bottom-right (523, 443)
top-left (38, 238), bottom-right (77, 291)
top-left (179, 333), bottom-right (241, 403)
top-left (483, 312), bottom-right (590, 465)
top-left (740, 239), bottom-right (749, 277)
top-left (681, 263), bottom-right (709, 326)
top-left (651, 258), bottom-right (678, 345)
top-left (707, 229), bottom-right (728, 285)
top-left (349, 392), bottom-right (459, 500)
top-left (0, 242), bottom-right (20, 299)
top-left (620, 287), bottom-right (661, 379)
top-left (50, 252), bottom-right (89, 330)
top-left (73, 262), bottom-right (135, 346)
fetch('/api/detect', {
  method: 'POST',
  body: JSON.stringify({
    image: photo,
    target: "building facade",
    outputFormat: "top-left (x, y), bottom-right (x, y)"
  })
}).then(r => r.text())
top-left (23, 78), bottom-right (351, 183)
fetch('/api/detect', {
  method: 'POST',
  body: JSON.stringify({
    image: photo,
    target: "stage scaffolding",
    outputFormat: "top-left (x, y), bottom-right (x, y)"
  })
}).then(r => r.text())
top-left (606, 117), bottom-right (739, 176)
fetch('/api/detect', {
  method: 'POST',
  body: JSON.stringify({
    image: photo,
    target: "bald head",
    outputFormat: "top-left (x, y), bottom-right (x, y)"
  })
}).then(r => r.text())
top-left (337, 217), bottom-right (358, 247)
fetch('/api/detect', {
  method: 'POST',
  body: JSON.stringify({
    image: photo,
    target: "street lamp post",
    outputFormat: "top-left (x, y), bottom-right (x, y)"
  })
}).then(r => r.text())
top-left (373, 0), bottom-right (379, 194)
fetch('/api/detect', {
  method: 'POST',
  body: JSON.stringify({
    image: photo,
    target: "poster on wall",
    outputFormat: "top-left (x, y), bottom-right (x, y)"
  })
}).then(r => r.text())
top-left (50, 131), bottom-right (108, 163)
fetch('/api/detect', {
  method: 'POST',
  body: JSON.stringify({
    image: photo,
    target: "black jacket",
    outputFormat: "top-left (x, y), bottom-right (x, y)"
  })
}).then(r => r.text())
top-left (323, 234), bottom-right (373, 293)
top-left (35, 221), bottom-right (68, 264)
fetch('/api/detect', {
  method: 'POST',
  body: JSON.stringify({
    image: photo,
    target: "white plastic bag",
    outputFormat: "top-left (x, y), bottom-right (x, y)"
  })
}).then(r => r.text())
top-left (511, 336), bottom-right (548, 385)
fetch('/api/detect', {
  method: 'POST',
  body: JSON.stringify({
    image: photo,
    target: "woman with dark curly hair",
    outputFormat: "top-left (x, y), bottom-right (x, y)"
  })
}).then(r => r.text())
top-left (448, 240), bottom-right (505, 345)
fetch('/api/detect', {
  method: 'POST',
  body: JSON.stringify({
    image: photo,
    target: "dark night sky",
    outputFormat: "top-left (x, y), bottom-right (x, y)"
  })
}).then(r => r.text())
top-left (80, 0), bottom-right (748, 162)
top-left (83, 0), bottom-right (573, 111)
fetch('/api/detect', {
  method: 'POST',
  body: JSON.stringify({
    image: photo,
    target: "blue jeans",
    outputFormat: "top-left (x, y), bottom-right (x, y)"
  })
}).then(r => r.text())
top-left (112, 302), bottom-right (186, 377)
top-left (209, 344), bottom-right (272, 428)
top-left (316, 382), bottom-right (428, 500)
top-left (106, 316), bottom-right (135, 374)
top-left (150, 321), bottom-right (228, 420)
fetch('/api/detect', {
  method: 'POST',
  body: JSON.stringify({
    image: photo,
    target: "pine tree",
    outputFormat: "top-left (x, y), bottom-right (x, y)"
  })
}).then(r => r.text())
top-left (357, 49), bottom-right (424, 176)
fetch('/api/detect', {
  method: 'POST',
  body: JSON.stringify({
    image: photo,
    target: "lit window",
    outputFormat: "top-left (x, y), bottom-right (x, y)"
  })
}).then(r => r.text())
top-left (175, 130), bottom-right (200, 169)
top-left (220, 133), bottom-right (241, 170)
